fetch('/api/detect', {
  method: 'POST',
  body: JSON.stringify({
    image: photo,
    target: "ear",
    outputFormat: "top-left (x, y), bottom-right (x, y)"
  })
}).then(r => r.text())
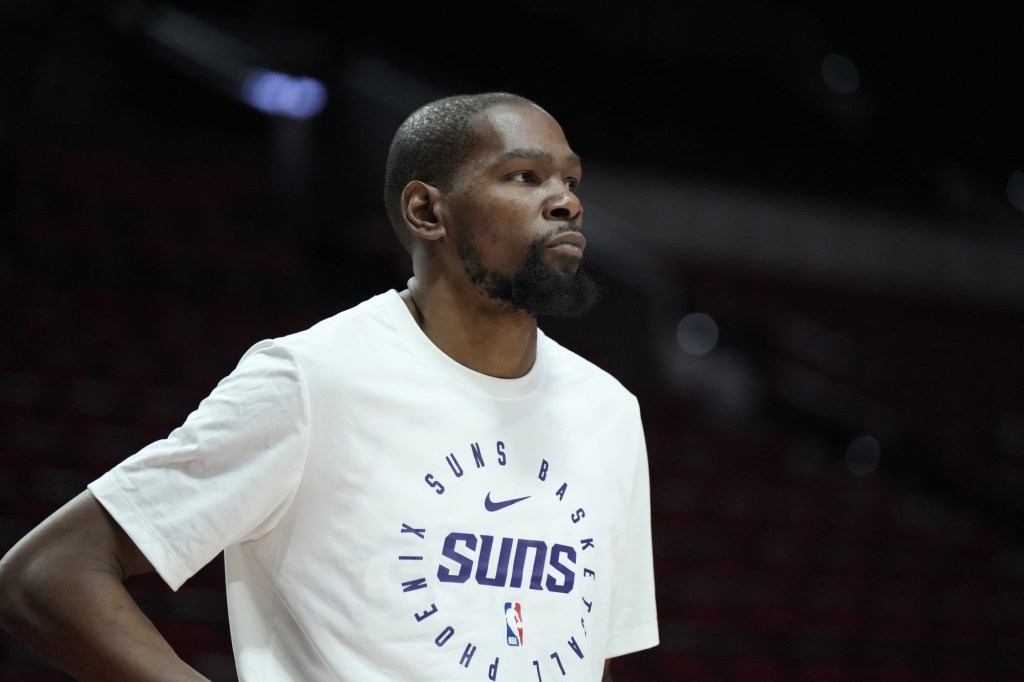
top-left (401, 180), bottom-right (447, 243)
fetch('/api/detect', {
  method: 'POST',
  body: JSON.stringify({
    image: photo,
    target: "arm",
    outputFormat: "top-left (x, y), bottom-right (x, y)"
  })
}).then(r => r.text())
top-left (0, 490), bottom-right (210, 681)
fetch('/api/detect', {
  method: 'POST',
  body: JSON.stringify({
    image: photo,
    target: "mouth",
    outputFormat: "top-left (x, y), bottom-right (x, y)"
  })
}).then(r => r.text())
top-left (545, 230), bottom-right (586, 256)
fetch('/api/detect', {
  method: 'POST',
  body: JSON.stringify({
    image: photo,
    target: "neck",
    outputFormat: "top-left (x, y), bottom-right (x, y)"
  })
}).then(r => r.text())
top-left (400, 279), bottom-right (538, 379)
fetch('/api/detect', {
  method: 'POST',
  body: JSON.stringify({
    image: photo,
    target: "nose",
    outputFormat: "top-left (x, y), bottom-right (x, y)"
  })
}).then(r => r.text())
top-left (544, 185), bottom-right (583, 223)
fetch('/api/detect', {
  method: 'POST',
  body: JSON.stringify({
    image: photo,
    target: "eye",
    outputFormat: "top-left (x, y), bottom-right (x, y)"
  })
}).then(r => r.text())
top-left (508, 171), bottom-right (538, 184)
top-left (565, 177), bottom-right (580, 192)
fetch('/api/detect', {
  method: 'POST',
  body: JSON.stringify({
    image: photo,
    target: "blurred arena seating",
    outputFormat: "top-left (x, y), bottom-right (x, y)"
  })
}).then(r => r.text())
top-left (3, 138), bottom-right (1024, 682)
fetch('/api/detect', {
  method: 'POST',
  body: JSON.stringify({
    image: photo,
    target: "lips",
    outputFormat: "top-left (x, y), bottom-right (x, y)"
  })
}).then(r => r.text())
top-left (545, 230), bottom-right (586, 255)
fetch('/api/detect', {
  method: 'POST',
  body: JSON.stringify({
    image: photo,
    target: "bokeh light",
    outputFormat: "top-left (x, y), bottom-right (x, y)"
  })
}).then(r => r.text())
top-left (822, 52), bottom-right (860, 94)
top-left (845, 435), bottom-right (881, 477)
top-left (240, 69), bottom-right (327, 120)
top-left (1006, 170), bottom-right (1024, 212)
top-left (676, 312), bottom-right (719, 356)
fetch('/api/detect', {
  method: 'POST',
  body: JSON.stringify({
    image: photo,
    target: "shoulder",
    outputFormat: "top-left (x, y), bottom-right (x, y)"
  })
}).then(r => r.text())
top-left (231, 290), bottom-right (406, 377)
top-left (267, 290), bottom-right (402, 352)
top-left (538, 331), bottom-right (639, 410)
top-left (292, 290), bottom-right (400, 341)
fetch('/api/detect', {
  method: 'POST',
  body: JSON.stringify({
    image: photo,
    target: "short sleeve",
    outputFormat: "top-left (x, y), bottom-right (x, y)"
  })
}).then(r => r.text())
top-left (88, 339), bottom-right (310, 591)
top-left (605, 404), bottom-right (660, 658)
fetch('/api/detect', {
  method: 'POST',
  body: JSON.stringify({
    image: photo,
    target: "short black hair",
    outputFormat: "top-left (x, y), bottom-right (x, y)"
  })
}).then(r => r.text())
top-left (383, 91), bottom-right (539, 253)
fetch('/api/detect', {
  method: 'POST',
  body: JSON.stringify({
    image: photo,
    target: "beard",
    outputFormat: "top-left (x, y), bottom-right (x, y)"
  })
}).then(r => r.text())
top-left (458, 226), bottom-right (601, 318)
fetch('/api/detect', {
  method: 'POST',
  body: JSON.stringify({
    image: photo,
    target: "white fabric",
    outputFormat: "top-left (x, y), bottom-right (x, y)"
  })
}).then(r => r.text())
top-left (89, 289), bottom-right (659, 681)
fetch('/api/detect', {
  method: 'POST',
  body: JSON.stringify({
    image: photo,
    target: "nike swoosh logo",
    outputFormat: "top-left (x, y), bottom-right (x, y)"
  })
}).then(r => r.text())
top-left (484, 493), bottom-right (531, 512)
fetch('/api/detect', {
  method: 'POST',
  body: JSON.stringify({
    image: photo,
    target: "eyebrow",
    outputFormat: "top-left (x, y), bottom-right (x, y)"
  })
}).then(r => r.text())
top-left (492, 148), bottom-right (582, 170)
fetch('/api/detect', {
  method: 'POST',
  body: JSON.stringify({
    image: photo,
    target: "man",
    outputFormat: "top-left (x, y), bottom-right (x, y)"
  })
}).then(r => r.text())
top-left (0, 92), bottom-right (659, 681)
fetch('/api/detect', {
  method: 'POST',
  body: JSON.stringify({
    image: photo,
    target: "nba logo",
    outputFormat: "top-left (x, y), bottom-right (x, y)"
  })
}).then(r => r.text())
top-left (504, 601), bottom-right (524, 646)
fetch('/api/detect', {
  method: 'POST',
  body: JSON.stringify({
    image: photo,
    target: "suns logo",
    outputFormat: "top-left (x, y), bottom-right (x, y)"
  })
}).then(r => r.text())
top-left (394, 439), bottom-right (600, 680)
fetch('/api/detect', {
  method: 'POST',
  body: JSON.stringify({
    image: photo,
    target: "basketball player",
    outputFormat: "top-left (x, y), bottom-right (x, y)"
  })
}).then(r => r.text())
top-left (0, 91), bottom-right (659, 681)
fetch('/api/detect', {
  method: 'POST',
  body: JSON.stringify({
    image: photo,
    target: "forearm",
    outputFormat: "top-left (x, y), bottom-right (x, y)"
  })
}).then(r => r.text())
top-left (2, 557), bottom-right (208, 681)
top-left (0, 492), bottom-right (210, 682)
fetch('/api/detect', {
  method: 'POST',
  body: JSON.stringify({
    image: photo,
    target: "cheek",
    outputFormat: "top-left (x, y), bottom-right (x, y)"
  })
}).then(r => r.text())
top-left (487, 202), bottom-right (537, 249)
top-left (451, 194), bottom-right (536, 266)
top-left (472, 229), bottom-right (523, 271)
top-left (463, 213), bottom-right (524, 253)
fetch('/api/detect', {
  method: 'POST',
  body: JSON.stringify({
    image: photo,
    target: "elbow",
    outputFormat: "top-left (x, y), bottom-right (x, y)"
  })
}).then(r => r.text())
top-left (0, 548), bottom-right (30, 636)
top-left (0, 544), bottom-right (42, 638)
top-left (0, 539), bottom-right (64, 641)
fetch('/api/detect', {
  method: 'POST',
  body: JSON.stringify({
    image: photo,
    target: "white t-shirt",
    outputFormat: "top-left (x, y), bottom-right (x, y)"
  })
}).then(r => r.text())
top-left (89, 289), bottom-right (659, 681)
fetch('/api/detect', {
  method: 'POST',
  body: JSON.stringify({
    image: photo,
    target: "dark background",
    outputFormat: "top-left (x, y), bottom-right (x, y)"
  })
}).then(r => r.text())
top-left (2, 1), bottom-right (1023, 680)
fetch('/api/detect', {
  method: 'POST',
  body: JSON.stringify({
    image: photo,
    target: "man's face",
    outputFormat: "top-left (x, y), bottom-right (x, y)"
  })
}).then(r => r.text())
top-left (444, 103), bottom-right (599, 317)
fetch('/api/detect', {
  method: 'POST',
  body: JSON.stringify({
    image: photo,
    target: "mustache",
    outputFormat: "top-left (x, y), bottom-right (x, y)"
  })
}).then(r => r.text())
top-left (539, 223), bottom-right (581, 241)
